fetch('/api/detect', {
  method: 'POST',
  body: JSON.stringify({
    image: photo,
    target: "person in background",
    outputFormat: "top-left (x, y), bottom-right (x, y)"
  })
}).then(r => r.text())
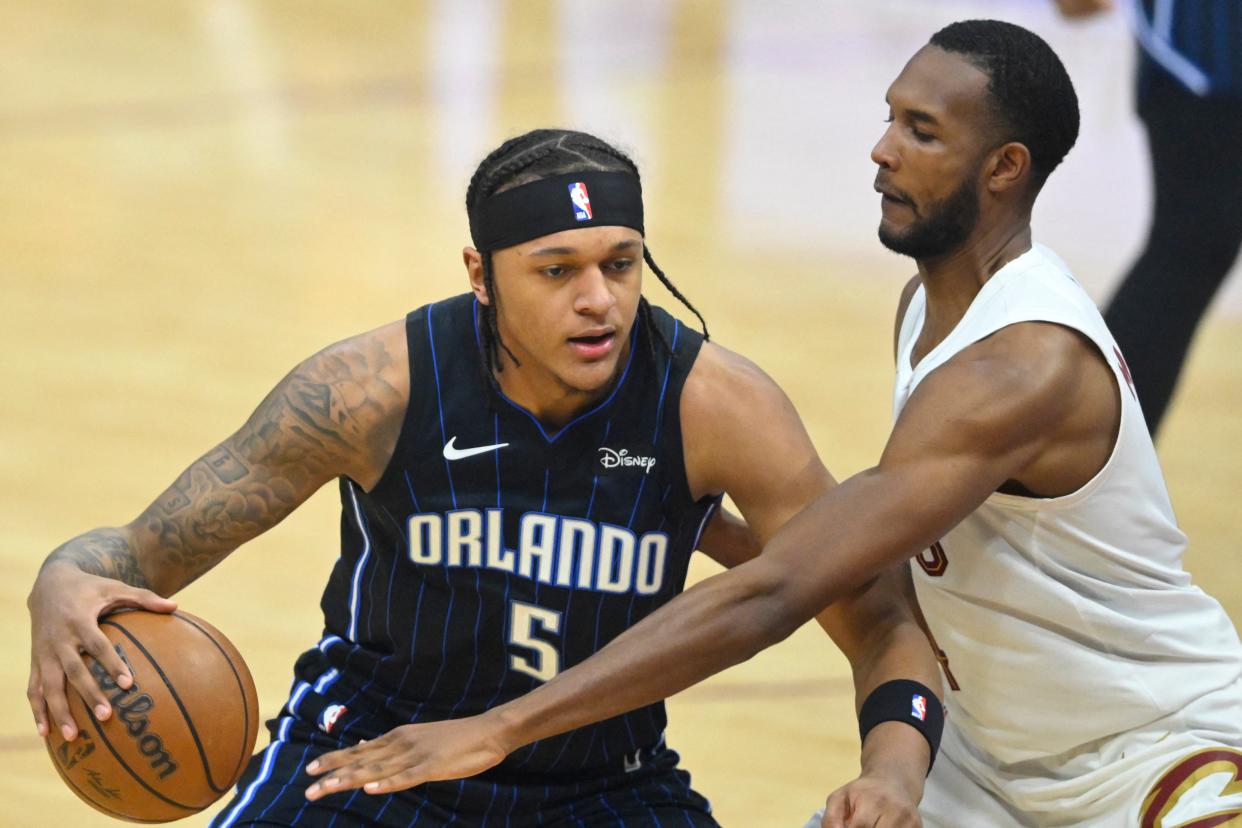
top-left (1057, 0), bottom-right (1242, 435)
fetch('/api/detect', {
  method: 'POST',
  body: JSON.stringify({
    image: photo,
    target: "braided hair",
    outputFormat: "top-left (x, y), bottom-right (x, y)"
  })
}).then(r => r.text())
top-left (465, 128), bottom-right (708, 374)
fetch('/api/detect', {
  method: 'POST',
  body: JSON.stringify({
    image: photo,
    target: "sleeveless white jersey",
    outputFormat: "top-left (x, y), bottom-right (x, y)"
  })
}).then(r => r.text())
top-left (894, 244), bottom-right (1242, 767)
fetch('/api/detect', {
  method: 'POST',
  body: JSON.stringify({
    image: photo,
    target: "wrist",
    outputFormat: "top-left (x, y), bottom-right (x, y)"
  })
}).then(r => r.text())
top-left (860, 721), bottom-right (930, 799)
top-left (485, 700), bottom-right (532, 756)
top-left (858, 679), bottom-right (944, 771)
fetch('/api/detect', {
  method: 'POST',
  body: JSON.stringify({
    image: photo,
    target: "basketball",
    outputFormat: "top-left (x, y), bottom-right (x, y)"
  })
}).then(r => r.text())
top-left (44, 609), bottom-right (259, 823)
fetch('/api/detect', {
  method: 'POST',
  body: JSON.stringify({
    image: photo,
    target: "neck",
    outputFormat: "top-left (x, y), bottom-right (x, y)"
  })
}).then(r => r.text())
top-left (914, 220), bottom-right (1032, 348)
top-left (491, 337), bottom-right (632, 433)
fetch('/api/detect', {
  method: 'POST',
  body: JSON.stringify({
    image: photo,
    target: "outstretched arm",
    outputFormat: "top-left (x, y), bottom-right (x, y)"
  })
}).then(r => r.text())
top-left (300, 321), bottom-right (1106, 802)
top-left (305, 342), bottom-right (942, 808)
top-left (478, 323), bottom-right (1092, 744)
top-left (28, 322), bottom-right (408, 742)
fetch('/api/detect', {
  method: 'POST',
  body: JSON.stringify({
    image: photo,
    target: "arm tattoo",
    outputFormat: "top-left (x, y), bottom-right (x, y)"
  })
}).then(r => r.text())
top-left (144, 333), bottom-right (404, 593)
top-left (42, 330), bottom-right (405, 596)
top-left (45, 529), bottom-right (154, 589)
top-left (204, 445), bottom-right (248, 484)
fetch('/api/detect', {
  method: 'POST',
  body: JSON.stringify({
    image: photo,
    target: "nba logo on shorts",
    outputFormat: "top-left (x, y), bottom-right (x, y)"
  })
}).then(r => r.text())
top-left (319, 703), bottom-right (348, 734)
top-left (569, 181), bottom-right (593, 221)
top-left (911, 694), bottom-right (927, 722)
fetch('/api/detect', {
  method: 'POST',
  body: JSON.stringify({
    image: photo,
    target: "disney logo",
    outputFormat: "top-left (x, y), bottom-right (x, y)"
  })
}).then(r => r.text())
top-left (598, 447), bottom-right (656, 474)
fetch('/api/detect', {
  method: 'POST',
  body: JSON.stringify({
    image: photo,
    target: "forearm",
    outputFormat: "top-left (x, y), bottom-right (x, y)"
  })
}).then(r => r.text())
top-left (42, 527), bottom-right (155, 590)
top-left (493, 557), bottom-right (798, 749)
top-left (39, 436), bottom-right (307, 598)
top-left (493, 470), bottom-right (950, 750)
top-left (859, 721), bottom-right (930, 801)
top-left (846, 621), bottom-right (941, 791)
top-left (840, 619), bottom-right (942, 709)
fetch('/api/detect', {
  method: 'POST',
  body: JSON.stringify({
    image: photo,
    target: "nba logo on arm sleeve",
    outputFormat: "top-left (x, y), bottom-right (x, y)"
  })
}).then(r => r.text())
top-left (569, 182), bottom-right (593, 220)
top-left (912, 694), bottom-right (928, 721)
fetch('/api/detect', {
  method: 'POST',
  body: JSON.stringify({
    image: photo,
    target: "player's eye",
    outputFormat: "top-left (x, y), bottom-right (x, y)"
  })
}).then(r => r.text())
top-left (540, 265), bottom-right (567, 278)
top-left (606, 258), bottom-right (634, 274)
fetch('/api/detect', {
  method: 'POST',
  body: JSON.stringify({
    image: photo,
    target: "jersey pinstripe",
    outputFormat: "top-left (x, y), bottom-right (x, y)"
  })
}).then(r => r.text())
top-left (1131, 0), bottom-right (1242, 97)
top-left (287, 294), bottom-right (717, 777)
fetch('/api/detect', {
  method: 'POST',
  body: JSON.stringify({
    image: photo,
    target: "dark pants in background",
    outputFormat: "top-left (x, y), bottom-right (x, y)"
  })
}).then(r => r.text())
top-left (1104, 56), bottom-right (1242, 434)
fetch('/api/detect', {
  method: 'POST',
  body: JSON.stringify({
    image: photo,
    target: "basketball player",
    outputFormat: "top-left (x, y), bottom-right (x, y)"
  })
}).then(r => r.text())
top-left (304, 24), bottom-right (1242, 827)
top-left (27, 129), bottom-right (942, 826)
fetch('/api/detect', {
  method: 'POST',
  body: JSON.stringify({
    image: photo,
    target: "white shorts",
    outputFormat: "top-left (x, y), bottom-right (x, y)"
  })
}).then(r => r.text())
top-left (801, 681), bottom-right (1242, 827)
top-left (922, 681), bottom-right (1242, 827)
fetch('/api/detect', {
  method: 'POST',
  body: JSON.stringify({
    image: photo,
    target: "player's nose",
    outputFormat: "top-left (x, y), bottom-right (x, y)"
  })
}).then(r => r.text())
top-left (574, 266), bottom-right (616, 316)
top-left (871, 126), bottom-right (899, 170)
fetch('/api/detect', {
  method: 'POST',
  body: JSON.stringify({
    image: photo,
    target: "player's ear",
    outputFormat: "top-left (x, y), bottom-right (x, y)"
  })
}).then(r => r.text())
top-left (986, 141), bottom-right (1032, 196)
top-left (463, 247), bottom-right (490, 305)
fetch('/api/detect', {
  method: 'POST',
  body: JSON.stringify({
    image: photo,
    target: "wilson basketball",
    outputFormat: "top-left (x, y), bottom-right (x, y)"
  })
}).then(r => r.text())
top-left (44, 609), bottom-right (259, 823)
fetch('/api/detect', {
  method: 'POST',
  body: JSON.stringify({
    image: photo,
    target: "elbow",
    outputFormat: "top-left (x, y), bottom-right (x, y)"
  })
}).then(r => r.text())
top-left (721, 558), bottom-right (815, 655)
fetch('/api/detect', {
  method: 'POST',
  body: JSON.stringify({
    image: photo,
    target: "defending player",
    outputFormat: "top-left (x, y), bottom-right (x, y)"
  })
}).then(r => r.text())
top-left (27, 129), bottom-right (941, 826)
top-left (305, 24), bottom-right (1242, 828)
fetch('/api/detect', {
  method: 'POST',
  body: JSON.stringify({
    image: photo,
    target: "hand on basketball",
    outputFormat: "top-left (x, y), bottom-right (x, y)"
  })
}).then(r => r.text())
top-left (304, 714), bottom-right (510, 800)
top-left (27, 562), bottom-right (177, 742)
top-left (820, 774), bottom-right (922, 828)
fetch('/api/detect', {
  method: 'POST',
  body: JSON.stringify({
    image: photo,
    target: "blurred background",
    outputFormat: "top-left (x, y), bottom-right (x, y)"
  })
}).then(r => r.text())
top-left (3, 1), bottom-right (1239, 825)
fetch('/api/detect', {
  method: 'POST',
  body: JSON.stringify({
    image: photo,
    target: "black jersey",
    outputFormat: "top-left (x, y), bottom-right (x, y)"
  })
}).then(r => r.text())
top-left (287, 294), bottom-right (718, 777)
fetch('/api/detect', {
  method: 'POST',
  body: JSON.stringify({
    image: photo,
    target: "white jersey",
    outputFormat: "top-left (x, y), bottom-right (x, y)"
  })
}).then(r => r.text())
top-left (894, 244), bottom-right (1242, 767)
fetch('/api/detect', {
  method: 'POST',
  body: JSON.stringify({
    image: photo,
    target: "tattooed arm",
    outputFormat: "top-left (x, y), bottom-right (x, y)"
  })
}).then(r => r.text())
top-left (28, 320), bottom-right (409, 742)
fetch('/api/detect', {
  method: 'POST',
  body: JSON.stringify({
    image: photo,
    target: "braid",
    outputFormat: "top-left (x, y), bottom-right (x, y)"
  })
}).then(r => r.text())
top-left (642, 245), bottom-right (709, 341)
top-left (582, 141), bottom-right (710, 342)
top-left (636, 297), bottom-right (666, 364)
top-left (465, 129), bottom-right (710, 377)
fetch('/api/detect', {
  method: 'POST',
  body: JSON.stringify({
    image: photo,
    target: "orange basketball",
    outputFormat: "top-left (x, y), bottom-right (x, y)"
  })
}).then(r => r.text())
top-left (44, 609), bottom-right (259, 823)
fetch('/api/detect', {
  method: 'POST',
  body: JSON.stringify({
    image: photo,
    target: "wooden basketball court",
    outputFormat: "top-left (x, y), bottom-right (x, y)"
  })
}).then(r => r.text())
top-left (3, 2), bottom-right (1239, 825)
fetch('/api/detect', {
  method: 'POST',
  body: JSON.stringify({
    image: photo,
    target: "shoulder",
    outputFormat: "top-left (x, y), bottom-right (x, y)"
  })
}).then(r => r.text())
top-left (303, 319), bottom-right (409, 395)
top-left (682, 341), bottom-right (786, 418)
top-left (906, 321), bottom-right (1099, 452)
top-left (643, 302), bottom-right (705, 358)
top-left (297, 319), bottom-right (411, 488)
top-left (892, 275), bottom-right (922, 360)
top-left (681, 342), bottom-right (806, 488)
top-left (957, 320), bottom-right (1096, 387)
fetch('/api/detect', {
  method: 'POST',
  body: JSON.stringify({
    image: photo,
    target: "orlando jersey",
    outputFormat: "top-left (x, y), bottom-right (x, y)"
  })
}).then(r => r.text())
top-left (287, 293), bottom-right (718, 776)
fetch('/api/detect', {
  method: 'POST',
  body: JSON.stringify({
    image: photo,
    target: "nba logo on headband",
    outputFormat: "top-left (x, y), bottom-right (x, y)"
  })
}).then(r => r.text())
top-left (568, 181), bottom-right (593, 221)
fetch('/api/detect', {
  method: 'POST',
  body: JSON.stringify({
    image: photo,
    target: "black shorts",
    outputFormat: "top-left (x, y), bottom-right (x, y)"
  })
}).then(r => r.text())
top-left (207, 718), bottom-right (718, 828)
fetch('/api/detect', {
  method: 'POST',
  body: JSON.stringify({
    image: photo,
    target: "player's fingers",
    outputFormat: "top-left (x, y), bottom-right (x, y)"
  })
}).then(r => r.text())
top-left (306, 738), bottom-right (389, 775)
top-left (108, 585), bottom-right (177, 615)
top-left (307, 744), bottom-right (361, 773)
top-left (821, 789), bottom-right (850, 828)
top-left (306, 755), bottom-right (400, 800)
top-left (39, 656), bottom-right (79, 741)
top-left (363, 767), bottom-right (429, 795)
top-left (59, 642), bottom-right (115, 724)
top-left (79, 628), bottom-right (129, 707)
top-left (842, 800), bottom-right (881, 828)
top-left (27, 657), bottom-right (49, 737)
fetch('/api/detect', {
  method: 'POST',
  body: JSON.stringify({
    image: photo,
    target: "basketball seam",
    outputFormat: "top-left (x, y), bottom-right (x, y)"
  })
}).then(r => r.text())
top-left (170, 611), bottom-right (255, 792)
top-left (80, 700), bottom-right (199, 812)
top-left (96, 618), bottom-right (207, 809)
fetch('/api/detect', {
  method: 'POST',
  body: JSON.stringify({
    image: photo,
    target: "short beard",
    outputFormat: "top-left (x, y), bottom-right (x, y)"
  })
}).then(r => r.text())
top-left (878, 176), bottom-right (980, 260)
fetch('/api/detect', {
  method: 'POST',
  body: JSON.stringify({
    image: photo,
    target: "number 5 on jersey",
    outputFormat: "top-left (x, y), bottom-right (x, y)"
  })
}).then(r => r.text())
top-left (509, 601), bottom-right (563, 682)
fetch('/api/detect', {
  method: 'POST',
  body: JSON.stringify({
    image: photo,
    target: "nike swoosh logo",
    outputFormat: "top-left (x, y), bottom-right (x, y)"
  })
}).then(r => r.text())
top-left (443, 436), bottom-right (510, 461)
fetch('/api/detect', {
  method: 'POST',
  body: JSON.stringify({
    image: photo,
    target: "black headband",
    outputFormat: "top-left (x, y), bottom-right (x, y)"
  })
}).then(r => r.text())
top-left (468, 171), bottom-right (644, 252)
